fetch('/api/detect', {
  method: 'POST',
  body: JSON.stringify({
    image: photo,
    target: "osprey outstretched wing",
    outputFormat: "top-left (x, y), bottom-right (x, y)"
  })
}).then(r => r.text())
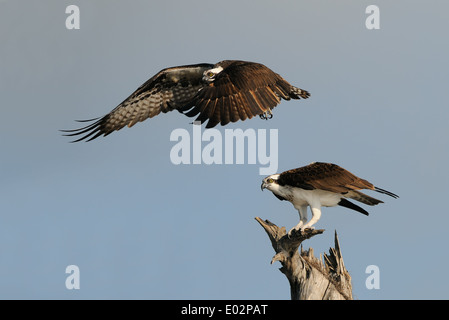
top-left (62, 60), bottom-right (310, 142)
top-left (261, 162), bottom-right (398, 236)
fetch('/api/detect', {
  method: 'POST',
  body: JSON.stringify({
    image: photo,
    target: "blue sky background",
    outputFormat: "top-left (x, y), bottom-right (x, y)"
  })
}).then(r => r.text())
top-left (1, 0), bottom-right (448, 299)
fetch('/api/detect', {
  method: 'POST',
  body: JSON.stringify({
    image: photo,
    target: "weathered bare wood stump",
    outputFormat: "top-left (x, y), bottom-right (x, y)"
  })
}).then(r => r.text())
top-left (255, 217), bottom-right (353, 300)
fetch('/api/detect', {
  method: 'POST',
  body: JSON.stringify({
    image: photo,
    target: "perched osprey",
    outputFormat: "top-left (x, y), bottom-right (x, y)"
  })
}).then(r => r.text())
top-left (62, 60), bottom-right (310, 142)
top-left (261, 162), bottom-right (398, 236)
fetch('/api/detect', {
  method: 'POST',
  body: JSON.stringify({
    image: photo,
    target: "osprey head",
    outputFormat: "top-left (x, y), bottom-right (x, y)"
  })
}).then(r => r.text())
top-left (261, 174), bottom-right (280, 191)
top-left (203, 66), bottom-right (224, 82)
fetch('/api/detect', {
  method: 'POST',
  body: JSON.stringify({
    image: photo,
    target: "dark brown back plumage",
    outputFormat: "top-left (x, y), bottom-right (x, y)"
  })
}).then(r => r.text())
top-left (278, 162), bottom-right (398, 205)
top-left (181, 60), bottom-right (310, 128)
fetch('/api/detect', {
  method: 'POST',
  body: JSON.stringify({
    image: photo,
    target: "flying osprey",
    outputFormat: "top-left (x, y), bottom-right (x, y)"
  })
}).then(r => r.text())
top-left (261, 162), bottom-right (398, 236)
top-left (62, 60), bottom-right (310, 142)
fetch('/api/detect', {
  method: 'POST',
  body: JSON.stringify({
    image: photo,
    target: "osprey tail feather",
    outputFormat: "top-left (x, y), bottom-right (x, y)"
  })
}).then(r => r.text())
top-left (290, 86), bottom-right (310, 99)
top-left (375, 186), bottom-right (399, 199)
top-left (346, 190), bottom-right (383, 206)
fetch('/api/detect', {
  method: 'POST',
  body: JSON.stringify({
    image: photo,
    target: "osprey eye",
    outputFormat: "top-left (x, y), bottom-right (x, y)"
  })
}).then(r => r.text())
top-left (267, 178), bottom-right (274, 183)
top-left (207, 72), bottom-right (215, 77)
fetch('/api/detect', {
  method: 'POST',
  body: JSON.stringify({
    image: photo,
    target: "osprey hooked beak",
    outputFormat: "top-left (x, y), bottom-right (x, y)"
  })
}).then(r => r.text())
top-left (261, 176), bottom-right (277, 191)
top-left (203, 66), bottom-right (224, 82)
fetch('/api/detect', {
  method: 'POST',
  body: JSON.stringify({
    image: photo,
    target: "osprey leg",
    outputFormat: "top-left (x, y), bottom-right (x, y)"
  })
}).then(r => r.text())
top-left (288, 205), bottom-right (308, 237)
top-left (259, 109), bottom-right (273, 120)
top-left (301, 206), bottom-right (322, 230)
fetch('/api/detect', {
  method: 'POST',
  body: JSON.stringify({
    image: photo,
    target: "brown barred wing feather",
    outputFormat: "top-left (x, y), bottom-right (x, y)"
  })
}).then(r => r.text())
top-left (62, 64), bottom-right (213, 142)
top-left (180, 60), bottom-right (310, 128)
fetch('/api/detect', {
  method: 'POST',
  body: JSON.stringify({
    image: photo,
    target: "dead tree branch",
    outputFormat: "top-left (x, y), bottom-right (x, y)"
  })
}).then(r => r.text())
top-left (255, 217), bottom-right (353, 300)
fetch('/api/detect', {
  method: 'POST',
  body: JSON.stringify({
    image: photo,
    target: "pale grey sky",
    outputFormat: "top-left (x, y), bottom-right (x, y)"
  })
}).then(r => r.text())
top-left (1, 0), bottom-right (448, 299)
